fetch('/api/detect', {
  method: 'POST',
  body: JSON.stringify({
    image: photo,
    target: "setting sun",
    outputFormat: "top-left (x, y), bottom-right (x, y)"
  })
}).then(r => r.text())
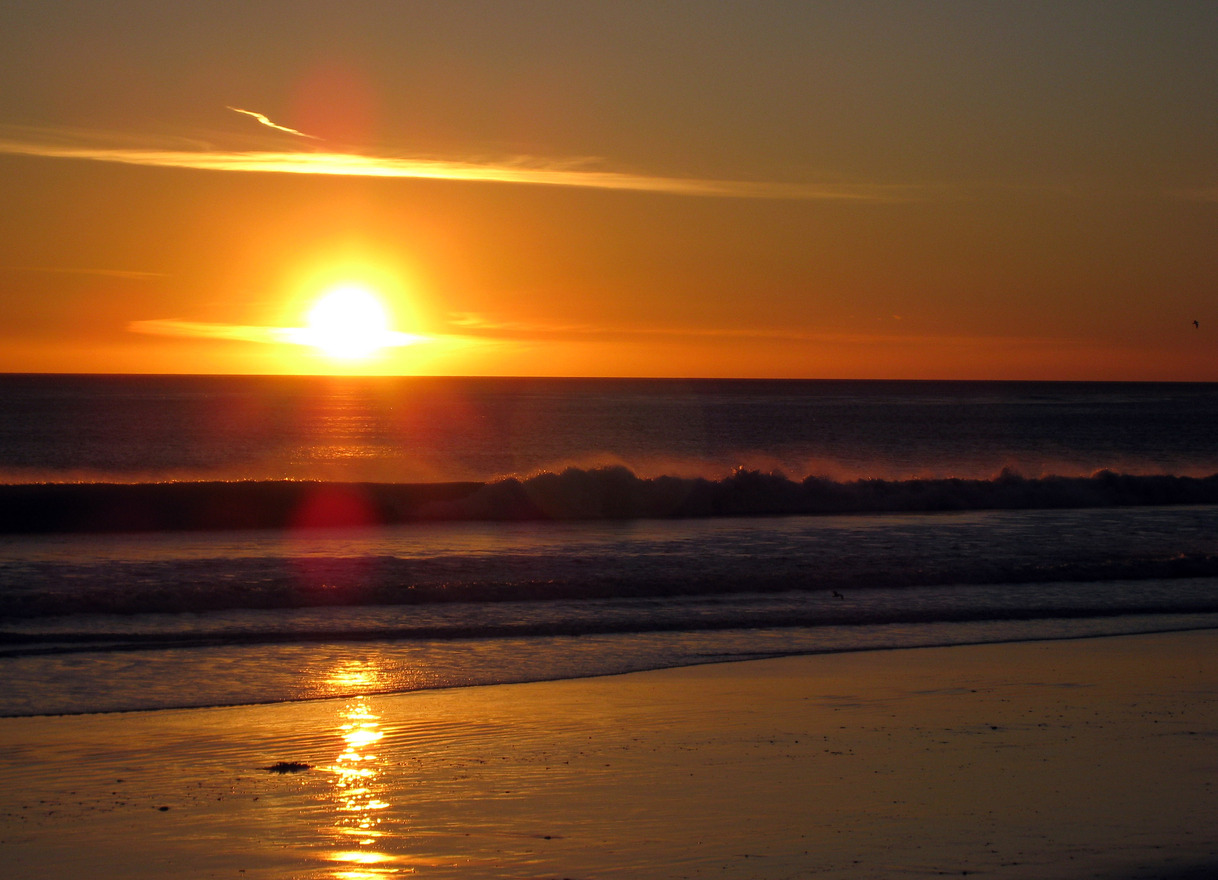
top-left (305, 284), bottom-right (393, 359)
top-left (280, 282), bottom-right (429, 364)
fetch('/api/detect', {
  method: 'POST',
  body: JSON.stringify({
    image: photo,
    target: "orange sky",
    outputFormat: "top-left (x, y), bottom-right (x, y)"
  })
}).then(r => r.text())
top-left (1, 2), bottom-right (1216, 380)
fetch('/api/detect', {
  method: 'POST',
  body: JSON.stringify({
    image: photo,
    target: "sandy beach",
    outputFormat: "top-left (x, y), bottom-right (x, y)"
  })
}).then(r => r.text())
top-left (1, 631), bottom-right (1216, 879)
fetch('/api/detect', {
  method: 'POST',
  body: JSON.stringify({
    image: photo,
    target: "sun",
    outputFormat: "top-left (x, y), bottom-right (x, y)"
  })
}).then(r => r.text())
top-left (300, 283), bottom-right (398, 360)
top-left (275, 270), bottom-right (431, 369)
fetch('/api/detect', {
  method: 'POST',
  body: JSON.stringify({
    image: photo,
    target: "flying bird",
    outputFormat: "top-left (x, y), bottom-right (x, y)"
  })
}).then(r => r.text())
top-left (227, 107), bottom-right (319, 140)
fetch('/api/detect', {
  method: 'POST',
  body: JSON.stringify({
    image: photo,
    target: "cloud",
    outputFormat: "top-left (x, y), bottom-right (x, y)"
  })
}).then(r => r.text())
top-left (128, 314), bottom-right (1081, 366)
top-left (128, 319), bottom-right (290, 344)
top-left (129, 318), bottom-right (429, 348)
top-left (0, 129), bottom-right (916, 202)
top-left (6, 266), bottom-right (166, 280)
top-left (446, 312), bottom-right (599, 336)
top-left (227, 107), bottom-right (320, 140)
top-left (443, 312), bottom-right (1076, 349)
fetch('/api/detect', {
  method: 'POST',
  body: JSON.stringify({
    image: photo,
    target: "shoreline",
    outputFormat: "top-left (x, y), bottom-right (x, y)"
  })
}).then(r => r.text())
top-left (5, 621), bottom-right (1218, 720)
top-left (2, 630), bottom-right (1216, 878)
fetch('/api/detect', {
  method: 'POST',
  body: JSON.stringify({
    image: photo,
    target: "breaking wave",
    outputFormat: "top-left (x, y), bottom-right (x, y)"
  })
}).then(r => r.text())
top-left (3, 466), bottom-right (1218, 534)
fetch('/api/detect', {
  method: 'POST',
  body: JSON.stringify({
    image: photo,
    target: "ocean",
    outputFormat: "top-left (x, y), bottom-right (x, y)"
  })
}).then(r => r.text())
top-left (2, 374), bottom-right (1217, 717)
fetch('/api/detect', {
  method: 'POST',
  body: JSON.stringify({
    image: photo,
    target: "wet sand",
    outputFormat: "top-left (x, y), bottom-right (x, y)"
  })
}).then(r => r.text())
top-left (1, 630), bottom-right (1216, 879)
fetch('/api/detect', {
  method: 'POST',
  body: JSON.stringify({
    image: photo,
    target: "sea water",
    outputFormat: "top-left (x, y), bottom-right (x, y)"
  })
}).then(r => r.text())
top-left (1, 375), bottom-right (1217, 716)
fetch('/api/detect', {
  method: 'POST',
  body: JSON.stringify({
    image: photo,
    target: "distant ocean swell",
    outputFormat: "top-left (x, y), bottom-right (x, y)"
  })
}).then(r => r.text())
top-left (4, 500), bottom-right (1218, 622)
top-left (4, 551), bottom-right (1218, 624)
top-left (6, 595), bottom-right (1218, 656)
top-left (5, 465), bottom-right (1218, 534)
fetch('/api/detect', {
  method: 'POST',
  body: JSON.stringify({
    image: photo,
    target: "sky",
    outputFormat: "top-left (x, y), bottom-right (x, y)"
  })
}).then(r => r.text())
top-left (1, 0), bottom-right (1216, 380)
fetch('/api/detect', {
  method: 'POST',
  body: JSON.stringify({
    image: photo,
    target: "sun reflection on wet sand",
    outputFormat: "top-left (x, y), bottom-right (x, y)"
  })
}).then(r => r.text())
top-left (324, 682), bottom-right (394, 877)
top-left (303, 656), bottom-right (583, 876)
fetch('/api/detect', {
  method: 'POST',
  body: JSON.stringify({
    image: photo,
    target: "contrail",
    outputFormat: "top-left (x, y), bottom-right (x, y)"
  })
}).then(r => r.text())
top-left (227, 107), bottom-right (320, 140)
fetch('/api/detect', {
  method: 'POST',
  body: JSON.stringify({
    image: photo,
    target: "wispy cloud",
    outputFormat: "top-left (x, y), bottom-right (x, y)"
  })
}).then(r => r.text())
top-left (444, 312), bottom-right (1075, 349)
top-left (6, 266), bottom-right (166, 280)
top-left (127, 313), bottom-right (1081, 363)
top-left (0, 127), bottom-right (916, 202)
top-left (447, 312), bottom-right (599, 336)
top-left (130, 318), bottom-right (429, 348)
top-left (129, 319), bottom-right (291, 344)
top-left (227, 107), bottom-right (320, 140)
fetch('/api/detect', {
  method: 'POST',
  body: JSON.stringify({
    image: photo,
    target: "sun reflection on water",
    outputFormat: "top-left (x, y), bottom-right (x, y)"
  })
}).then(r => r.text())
top-left (326, 660), bottom-right (387, 694)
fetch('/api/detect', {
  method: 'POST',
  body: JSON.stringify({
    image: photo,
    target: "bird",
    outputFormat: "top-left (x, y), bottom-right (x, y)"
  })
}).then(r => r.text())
top-left (1194, 320), bottom-right (1200, 329)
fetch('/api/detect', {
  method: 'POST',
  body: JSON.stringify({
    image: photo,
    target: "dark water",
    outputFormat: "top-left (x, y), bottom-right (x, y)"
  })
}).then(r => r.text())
top-left (4, 374), bottom-right (1218, 483)
top-left (1, 375), bottom-right (1216, 716)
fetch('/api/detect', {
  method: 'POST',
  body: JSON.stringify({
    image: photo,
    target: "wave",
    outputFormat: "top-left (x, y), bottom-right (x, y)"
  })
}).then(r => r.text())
top-left (4, 547), bottom-right (1218, 620)
top-left (9, 605), bottom-right (1218, 659)
top-left (4, 466), bottom-right (1218, 533)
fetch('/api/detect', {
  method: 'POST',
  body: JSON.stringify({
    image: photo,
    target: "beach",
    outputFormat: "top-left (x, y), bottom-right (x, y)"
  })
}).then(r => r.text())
top-left (6, 2), bottom-right (1218, 874)
top-left (2, 630), bottom-right (1215, 879)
